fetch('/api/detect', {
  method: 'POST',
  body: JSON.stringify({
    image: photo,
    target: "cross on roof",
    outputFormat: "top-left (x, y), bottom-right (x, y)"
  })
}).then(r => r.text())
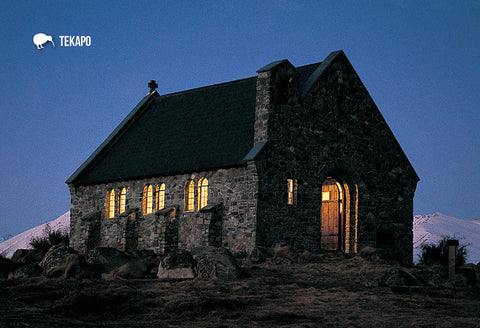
top-left (148, 80), bottom-right (158, 93)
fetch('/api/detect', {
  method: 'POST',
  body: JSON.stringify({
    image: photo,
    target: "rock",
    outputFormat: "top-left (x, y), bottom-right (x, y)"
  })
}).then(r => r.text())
top-left (8, 263), bottom-right (42, 279)
top-left (192, 246), bottom-right (240, 280)
top-left (45, 254), bottom-right (81, 278)
top-left (11, 249), bottom-right (43, 265)
top-left (39, 245), bottom-right (76, 273)
top-left (297, 250), bottom-right (311, 263)
top-left (158, 267), bottom-right (195, 279)
top-left (359, 246), bottom-right (377, 258)
top-left (0, 256), bottom-right (20, 279)
top-left (273, 245), bottom-right (294, 262)
top-left (85, 247), bottom-right (131, 275)
top-left (107, 259), bottom-right (148, 279)
top-left (158, 249), bottom-right (195, 279)
top-left (379, 268), bottom-right (422, 287)
top-left (245, 246), bottom-right (272, 264)
top-left (458, 264), bottom-right (477, 286)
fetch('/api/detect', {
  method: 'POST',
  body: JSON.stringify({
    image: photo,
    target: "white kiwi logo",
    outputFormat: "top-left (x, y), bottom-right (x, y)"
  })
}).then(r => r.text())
top-left (33, 33), bottom-right (55, 49)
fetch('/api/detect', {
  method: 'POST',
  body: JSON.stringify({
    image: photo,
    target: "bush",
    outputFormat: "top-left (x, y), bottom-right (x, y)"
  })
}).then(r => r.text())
top-left (29, 224), bottom-right (69, 255)
top-left (419, 236), bottom-right (468, 267)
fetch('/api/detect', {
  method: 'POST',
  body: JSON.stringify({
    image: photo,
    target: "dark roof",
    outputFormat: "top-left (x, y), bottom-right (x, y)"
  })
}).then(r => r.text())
top-left (67, 61), bottom-right (322, 186)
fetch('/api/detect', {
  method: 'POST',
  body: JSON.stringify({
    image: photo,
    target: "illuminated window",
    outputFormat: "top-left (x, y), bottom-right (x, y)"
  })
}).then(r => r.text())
top-left (119, 188), bottom-right (127, 214)
top-left (106, 189), bottom-right (115, 218)
top-left (322, 191), bottom-right (330, 201)
top-left (287, 178), bottom-right (298, 205)
top-left (143, 184), bottom-right (153, 214)
top-left (198, 178), bottom-right (208, 210)
top-left (184, 180), bottom-right (195, 212)
top-left (156, 183), bottom-right (165, 211)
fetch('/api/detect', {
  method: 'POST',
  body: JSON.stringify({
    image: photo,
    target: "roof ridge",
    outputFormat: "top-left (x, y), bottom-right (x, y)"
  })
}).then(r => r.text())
top-left (159, 75), bottom-right (256, 99)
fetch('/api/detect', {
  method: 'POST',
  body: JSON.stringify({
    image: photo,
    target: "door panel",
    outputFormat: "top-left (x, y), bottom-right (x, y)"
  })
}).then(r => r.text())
top-left (321, 178), bottom-right (341, 250)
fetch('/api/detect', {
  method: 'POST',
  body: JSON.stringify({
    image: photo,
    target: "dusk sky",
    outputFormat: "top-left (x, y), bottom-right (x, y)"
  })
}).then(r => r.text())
top-left (1, 1), bottom-right (479, 236)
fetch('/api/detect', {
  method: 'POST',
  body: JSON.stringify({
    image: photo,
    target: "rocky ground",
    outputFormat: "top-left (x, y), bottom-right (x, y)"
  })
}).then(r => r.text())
top-left (1, 253), bottom-right (479, 327)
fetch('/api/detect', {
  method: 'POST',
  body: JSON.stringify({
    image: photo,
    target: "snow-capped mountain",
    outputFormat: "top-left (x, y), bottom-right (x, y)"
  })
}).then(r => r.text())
top-left (1, 211), bottom-right (479, 264)
top-left (0, 211), bottom-right (70, 258)
top-left (413, 213), bottom-right (480, 264)
top-left (0, 234), bottom-right (13, 243)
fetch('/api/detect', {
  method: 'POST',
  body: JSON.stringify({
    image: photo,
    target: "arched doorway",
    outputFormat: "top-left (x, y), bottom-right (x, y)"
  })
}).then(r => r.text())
top-left (321, 177), bottom-right (343, 250)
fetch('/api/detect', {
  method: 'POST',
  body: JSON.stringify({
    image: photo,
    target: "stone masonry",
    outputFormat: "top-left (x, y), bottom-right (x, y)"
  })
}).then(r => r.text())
top-left (69, 163), bottom-right (258, 255)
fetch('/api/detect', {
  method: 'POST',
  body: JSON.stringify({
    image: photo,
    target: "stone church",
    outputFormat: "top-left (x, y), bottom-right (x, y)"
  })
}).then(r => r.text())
top-left (66, 50), bottom-right (419, 265)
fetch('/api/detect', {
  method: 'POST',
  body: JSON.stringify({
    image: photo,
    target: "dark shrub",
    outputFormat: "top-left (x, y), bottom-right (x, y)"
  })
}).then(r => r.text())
top-left (419, 236), bottom-right (467, 267)
top-left (29, 224), bottom-right (69, 255)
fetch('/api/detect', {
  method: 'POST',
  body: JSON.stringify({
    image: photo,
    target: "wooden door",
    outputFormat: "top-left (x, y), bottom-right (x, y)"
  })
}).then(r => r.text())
top-left (321, 178), bottom-right (342, 250)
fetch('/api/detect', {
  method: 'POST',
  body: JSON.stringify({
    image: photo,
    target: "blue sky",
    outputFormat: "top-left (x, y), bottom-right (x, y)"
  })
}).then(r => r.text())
top-left (0, 1), bottom-right (479, 236)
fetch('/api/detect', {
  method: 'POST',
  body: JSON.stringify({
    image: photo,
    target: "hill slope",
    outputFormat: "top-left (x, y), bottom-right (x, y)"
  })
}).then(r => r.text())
top-left (0, 211), bottom-right (70, 258)
top-left (413, 213), bottom-right (480, 264)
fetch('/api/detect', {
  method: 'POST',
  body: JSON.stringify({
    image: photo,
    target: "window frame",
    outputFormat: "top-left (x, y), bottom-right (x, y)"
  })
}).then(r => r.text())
top-left (198, 178), bottom-right (208, 210)
top-left (106, 189), bottom-right (116, 218)
top-left (119, 187), bottom-right (127, 214)
top-left (143, 184), bottom-right (154, 215)
top-left (184, 180), bottom-right (195, 212)
top-left (156, 183), bottom-right (166, 211)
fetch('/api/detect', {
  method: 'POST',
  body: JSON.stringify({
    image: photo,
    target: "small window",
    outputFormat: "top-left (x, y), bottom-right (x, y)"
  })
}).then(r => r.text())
top-left (322, 191), bottom-right (330, 201)
top-left (287, 179), bottom-right (298, 205)
top-left (143, 184), bottom-right (153, 214)
top-left (156, 183), bottom-right (165, 211)
top-left (184, 180), bottom-right (195, 212)
top-left (198, 178), bottom-right (208, 210)
top-left (106, 189), bottom-right (115, 218)
top-left (119, 188), bottom-right (127, 214)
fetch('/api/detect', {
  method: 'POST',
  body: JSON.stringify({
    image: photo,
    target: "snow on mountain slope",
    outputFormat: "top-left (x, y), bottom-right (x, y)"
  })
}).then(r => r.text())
top-left (413, 213), bottom-right (480, 264)
top-left (0, 211), bottom-right (70, 258)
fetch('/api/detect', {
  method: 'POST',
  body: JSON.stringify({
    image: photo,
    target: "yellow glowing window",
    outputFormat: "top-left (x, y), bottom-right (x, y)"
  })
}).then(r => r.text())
top-left (184, 180), bottom-right (195, 212)
top-left (322, 191), bottom-right (330, 201)
top-left (143, 184), bottom-right (153, 214)
top-left (156, 183), bottom-right (165, 211)
top-left (198, 178), bottom-right (208, 210)
top-left (106, 189), bottom-right (115, 218)
top-left (287, 178), bottom-right (298, 205)
top-left (119, 188), bottom-right (126, 214)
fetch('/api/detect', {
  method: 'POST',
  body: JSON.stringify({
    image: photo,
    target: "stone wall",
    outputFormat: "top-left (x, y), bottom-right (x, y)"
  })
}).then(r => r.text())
top-left (69, 162), bottom-right (259, 255)
top-left (253, 52), bottom-right (418, 265)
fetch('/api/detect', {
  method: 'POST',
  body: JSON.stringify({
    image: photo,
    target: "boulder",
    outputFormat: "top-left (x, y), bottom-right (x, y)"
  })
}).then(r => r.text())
top-left (105, 259), bottom-right (149, 280)
top-left (84, 247), bottom-right (131, 275)
top-left (457, 264), bottom-right (477, 286)
top-left (192, 246), bottom-right (240, 280)
top-left (8, 263), bottom-right (42, 279)
top-left (45, 254), bottom-right (82, 278)
top-left (359, 246), bottom-right (377, 259)
top-left (379, 267), bottom-right (423, 287)
top-left (0, 256), bottom-right (20, 279)
top-left (39, 245), bottom-right (76, 273)
top-left (158, 249), bottom-right (195, 279)
top-left (11, 249), bottom-right (43, 265)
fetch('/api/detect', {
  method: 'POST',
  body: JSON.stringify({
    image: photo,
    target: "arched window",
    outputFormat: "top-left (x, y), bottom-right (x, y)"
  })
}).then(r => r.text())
top-left (184, 180), bottom-right (195, 212)
top-left (198, 178), bottom-right (208, 210)
top-left (119, 188), bottom-right (127, 214)
top-left (143, 184), bottom-right (153, 214)
top-left (156, 183), bottom-right (165, 211)
top-left (106, 189), bottom-right (115, 218)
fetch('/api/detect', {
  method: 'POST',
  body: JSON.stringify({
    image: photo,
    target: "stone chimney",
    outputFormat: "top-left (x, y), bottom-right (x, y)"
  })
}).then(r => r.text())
top-left (254, 59), bottom-right (298, 145)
